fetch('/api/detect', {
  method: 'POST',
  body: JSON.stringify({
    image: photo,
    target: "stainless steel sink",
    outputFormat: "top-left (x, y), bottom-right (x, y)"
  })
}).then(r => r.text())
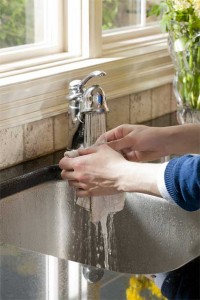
top-left (0, 165), bottom-right (199, 274)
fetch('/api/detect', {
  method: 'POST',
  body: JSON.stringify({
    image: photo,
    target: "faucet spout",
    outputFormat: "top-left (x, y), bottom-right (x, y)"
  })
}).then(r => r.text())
top-left (83, 85), bottom-right (109, 113)
top-left (80, 71), bottom-right (106, 88)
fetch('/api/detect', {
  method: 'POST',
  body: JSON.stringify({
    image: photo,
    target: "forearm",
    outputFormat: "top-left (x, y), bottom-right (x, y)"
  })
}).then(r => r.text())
top-left (60, 144), bottom-right (200, 208)
top-left (119, 155), bottom-right (200, 212)
top-left (118, 162), bottom-right (162, 197)
top-left (163, 124), bottom-right (200, 155)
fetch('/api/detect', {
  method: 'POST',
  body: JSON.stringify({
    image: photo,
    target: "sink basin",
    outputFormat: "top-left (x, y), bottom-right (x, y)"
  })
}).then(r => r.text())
top-left (0, 165), bottom-right (199, 274)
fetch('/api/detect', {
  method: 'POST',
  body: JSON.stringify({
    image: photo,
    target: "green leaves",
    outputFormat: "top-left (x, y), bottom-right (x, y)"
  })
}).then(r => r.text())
top-left (149, 0), bottom-right (200, 33)
top-left (0, 0), bottom-right (32, 49)
top-left (160, 13), bottom-right (171, 31)
top-left (147, 0), bottom-right (168, 23)
top-left (147, 4), bottom-right (162, 17)
top-left (149, 0), bottom-right (200, 110)
top-left (102, 0), bottom-right (120, 30)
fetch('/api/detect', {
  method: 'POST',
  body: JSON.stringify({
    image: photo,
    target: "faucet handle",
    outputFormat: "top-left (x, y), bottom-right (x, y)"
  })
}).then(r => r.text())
top-left (80, 70), bottom-right (106, 88)
top-left (67, 79), bottom-right (82, 101)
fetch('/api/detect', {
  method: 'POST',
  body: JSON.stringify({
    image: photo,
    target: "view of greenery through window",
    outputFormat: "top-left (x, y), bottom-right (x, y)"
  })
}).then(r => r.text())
top-left (0, 0), bottom-right (34, 49)
top-left (103, 0), bottom-right (157, 30)
top-left (0, 0), bottom-right (156, 50)
top-left (103, 0), bottom-right (140, 30)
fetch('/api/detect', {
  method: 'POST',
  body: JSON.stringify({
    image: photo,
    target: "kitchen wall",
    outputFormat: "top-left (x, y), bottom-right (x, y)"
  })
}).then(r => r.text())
top-left (0, 83), bottom-right (176, 170)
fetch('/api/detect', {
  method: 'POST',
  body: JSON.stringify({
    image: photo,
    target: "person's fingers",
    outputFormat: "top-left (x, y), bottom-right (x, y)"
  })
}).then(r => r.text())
top-left (103, 124), bottom-right (138, 142)
top-left (95, 134), bottom-right (107, 145)
top-left (96, 130), bottom-right (116, 143)
top-left (122, 149), bottom-right (139, 161)
top-left (78, 146), bottom-right (97, 156)
top-left (123, 150), bottom-right (160, 162)
top-left (107, 135), bottom-right (135, 152)
top-left (76, 189), bottom-right (90, 197)
top-left (68, 180), bottom-right (88, 190)
top-left (61, 170), bottom-right (77, 181)
top-left (96, 126), bottom-right (125, 144)
top-left (59, 157), bottom-right (76, 170)
top-left (103, 127), bottom-right (124, 142)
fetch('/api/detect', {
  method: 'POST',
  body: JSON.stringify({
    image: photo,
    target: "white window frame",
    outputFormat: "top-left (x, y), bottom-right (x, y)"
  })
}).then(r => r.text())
top-left (0, 0), bottom-right (173, 130)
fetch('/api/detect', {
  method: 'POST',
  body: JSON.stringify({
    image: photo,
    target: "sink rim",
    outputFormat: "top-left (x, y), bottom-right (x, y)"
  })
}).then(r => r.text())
top-left (0, 164), bottom-right (61, 199)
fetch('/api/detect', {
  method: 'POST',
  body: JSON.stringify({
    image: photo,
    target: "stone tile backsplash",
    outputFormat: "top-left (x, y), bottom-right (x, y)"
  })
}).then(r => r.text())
top-left (0, 126), bottom-right (23, 169)
top-left (53, 113), bottom-right (69, 151)
top-left (151, 84), bottom-right (172, 119)
top-left (24, 118), bottom-right (54, 160)
top-left (106, 95), bottom-right (130, 130)
top-left (130, 90), bottom-right (152, 124)
top-left (0, 83), bottom-right (177, 170)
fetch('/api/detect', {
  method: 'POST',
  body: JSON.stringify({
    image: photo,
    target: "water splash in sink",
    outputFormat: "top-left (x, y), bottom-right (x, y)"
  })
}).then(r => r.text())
top-left (75, 112), bottom-right (123, 269)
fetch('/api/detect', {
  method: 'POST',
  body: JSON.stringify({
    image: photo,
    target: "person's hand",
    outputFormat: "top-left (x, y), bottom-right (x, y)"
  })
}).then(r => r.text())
top-left (97, 124), bottom-right (167, 162)
top-left (98, 124), bottom-right (200, 161)
top-left (59, 143), bottom-right (161, 197)
top-left (59, 144), bottom-right (129, 197)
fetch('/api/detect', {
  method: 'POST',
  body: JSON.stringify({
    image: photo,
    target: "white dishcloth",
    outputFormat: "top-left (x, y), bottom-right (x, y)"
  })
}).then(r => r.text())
top-left (64, 150), bottom-right (125, 223)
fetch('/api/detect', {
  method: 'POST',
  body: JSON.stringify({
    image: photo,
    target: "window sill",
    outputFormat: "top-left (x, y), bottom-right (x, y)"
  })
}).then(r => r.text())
top-left (0, 33), bottom-right (174, 129)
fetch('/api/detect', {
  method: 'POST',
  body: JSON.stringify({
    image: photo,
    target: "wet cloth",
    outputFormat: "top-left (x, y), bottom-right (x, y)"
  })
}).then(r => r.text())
top-left (64, 150), bottom-right (125, 223)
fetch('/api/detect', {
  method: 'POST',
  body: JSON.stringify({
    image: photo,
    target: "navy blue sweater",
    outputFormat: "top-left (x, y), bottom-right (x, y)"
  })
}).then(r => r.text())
top-left (164, 155), bottom-right (200, 211)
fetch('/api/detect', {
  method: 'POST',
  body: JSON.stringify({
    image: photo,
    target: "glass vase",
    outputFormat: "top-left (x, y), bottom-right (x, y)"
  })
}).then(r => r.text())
top-left (173, 73), bottom-right (200, 124)
top-left (176, 105), bottom-right (200, 124)
top-left (168, 22), bottom-right (200, 124)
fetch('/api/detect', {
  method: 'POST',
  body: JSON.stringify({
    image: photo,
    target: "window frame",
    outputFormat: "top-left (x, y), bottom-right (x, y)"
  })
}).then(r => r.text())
top-left (0, 0), bottom-right (167, 75)
top-left (0, 0), bottom-right (173, 130)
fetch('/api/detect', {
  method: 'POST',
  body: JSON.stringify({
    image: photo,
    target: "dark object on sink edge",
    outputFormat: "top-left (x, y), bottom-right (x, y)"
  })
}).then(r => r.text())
top-left (0, 165), bottom-right (61, 199)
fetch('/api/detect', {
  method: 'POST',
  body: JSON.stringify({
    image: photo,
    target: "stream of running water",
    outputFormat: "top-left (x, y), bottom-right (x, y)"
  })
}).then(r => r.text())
top-left (83, 112), bottom-right (117, 269)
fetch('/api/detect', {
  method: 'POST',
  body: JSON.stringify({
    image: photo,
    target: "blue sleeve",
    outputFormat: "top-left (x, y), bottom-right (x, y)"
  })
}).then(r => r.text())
top-left (164, 155), bottom-right (200, 211)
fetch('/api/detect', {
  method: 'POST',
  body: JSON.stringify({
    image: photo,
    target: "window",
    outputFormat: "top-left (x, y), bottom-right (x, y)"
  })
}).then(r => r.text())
top-left (101, 0), bottom-right (162, 59)
top-left (0, 0), bottom-right (161, 64)
top-left (102, 0), bottom-right (158, 30)
top-left (0, 0), bottom-right (64, 63)
top-left (0, 0), bottom-right (171, 131)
